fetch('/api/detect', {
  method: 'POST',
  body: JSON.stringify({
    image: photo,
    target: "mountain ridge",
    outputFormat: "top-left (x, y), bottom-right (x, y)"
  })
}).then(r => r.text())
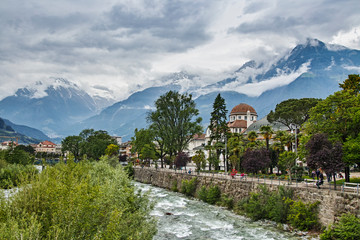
top-left (0, 39), bottom-right (359, 140)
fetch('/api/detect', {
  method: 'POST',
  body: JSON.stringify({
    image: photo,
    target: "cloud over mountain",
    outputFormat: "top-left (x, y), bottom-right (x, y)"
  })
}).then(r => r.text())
top-left (0, 1), bottom-right (359, 102)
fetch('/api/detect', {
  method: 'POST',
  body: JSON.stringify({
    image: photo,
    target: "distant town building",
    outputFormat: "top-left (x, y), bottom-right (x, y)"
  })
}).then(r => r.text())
top-left (35, 140), bottom-right (58, 154)
top-left (112, 136), bottom-right (122, 145)
top-left (187, 133), bottom-right (206, 156)
top-left (228, 103), bottom-right (258, 133)
top-left (0, 141), bottom-right (18, 150)
top-left (120, 141), bottom-right (136, 159)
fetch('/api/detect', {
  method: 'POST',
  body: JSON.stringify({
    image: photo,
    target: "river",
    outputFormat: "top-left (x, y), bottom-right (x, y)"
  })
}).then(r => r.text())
top-left (135, 182), bottom-right (311, 240)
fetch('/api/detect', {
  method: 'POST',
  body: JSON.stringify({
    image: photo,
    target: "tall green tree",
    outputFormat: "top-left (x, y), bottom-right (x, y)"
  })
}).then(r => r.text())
top-left (140, 143), bottom-right (157, 166)
top-left (147, 91), bottom-right (202, 159)
top-left (227, 133), bottom-right (246, 170)
top-left (305, 133), bottom-right (344, 189)
top-left (339, 74), bottom-right (360, 94)
top-left (267, 98), bottom-right (321, 130)
top-left (208, 94), bottom-right (229, 170)
top-left (305, 86), bottom-right (360, 181)
top-left (79, 129), bottom-right (116, 160)
top-left (62, 135), bottom-right (83, 160)
top-left (131, 128), bottom-right (155, 159)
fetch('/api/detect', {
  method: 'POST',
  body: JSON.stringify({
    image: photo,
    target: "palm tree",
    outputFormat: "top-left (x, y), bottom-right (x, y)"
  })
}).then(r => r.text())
top-left (260, 125), bottom-right (274, 150)
top-left (247, 131), bottom-right (258, 142)
top-left (228, 133), bottom-right (245, 170)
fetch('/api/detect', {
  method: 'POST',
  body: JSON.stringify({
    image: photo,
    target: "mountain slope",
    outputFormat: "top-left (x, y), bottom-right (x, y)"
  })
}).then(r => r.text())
top-left (0, 78), bottom-right (101, 137)
top-left (2, 118), bottom-right (53, 142)
top-left (0, 117), bottom-right (41, 144)
top-left (87, 39), bottom-right (359, 140)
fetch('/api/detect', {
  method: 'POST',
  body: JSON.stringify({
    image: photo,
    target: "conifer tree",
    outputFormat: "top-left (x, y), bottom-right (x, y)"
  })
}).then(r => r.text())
top-left (208, 93), bottom-right (229, 170)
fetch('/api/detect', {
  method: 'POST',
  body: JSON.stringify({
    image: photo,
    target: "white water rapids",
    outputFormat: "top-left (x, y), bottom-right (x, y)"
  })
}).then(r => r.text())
top-left (135, 182), bottom-right (313, 240)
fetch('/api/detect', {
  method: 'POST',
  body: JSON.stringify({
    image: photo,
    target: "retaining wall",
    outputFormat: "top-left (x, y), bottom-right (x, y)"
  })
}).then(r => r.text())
top-left (134, 168), bottom-right (360, 226)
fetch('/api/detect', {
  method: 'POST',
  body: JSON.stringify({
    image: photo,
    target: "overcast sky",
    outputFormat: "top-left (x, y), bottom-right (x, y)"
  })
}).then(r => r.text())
top-left (1, 0), bottom-right (359, 101)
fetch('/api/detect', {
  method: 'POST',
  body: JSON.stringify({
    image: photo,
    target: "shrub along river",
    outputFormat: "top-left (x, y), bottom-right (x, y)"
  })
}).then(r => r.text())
top-left (135, 182), bottom-right (310, 240)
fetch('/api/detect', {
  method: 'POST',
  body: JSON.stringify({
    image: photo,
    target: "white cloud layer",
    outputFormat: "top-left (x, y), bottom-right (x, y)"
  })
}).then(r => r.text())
top-left (0, 0), bottom-right (359, 101)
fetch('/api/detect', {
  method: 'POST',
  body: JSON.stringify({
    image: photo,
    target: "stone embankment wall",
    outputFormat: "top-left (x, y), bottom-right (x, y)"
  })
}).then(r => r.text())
top-left (134, 168), bottom-right (360, 227)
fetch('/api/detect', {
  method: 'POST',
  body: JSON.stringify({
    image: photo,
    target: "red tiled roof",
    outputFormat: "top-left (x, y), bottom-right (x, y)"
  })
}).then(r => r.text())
top-left (230, 103), bottom-right (257, 115)
top-left (228, 120), bottom-right (247, 128)
top-left (193, 133), bottom-right (206, 140)
top-left (39, 140), bottom-right (56, 146)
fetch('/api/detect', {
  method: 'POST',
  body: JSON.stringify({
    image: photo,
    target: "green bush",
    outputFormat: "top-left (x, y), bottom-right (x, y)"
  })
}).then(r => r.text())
top-left (0, 159), bottom-right (157, 239)
top-left (196, 185), bottom-right (221, 205)
top-left (171, 179), bottom-right (178, 192)
top-left (197, 186), bottom-right (208, 202)
top-left (242, 191), bottom-right (268, 221)
top-left (286, 199), bottom-right (320, 231)
top-left (266, 186), bottom-right (293, 223)
top-left (236, 185), bottom-right (294, 223)
top-left (181, 177), bottom-right (197, 197)
top-left (219, 194), bottom-right (234, 209)
top-left (320, 213), bottom-right (360, 240)
top-left (124, 162), bottom-right (135, 179)
top-left (207, 185), bottom-right (221, 204)
top-left (0, 159), bottom-right (7, 170)
top-left (0, 164), bottom-right (38, 189)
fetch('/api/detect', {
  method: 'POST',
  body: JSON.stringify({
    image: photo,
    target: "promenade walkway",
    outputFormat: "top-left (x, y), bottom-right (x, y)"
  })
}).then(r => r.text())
top-left (135, 166), bottom-right (360, 195)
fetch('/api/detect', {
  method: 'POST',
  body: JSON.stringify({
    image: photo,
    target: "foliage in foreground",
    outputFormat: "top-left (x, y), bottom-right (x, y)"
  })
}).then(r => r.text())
top-left (0, 164), bottom-right (38, 189)
top-left (0, 159), bottom-right (157, 240)
top-left (320, 213), bottom-right (360, 240)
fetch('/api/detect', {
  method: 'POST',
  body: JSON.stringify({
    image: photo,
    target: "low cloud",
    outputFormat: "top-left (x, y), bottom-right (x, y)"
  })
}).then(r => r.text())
top-left (0, 0), bottom-right (359, 101)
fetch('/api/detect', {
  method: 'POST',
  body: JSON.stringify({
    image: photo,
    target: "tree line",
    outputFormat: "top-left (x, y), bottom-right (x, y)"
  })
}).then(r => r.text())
top-left (131, 74), bottom-right (360, 185)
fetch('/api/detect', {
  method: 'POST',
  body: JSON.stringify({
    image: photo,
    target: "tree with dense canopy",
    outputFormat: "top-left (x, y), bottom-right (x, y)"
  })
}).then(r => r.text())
top-left (305, 75), bottom-right (360, 181)
top-left (242, 148), bottom-right (270, 174)
top-left (62, 129), bottom-right (116, 161)
top-left (147, 91), bottom-right (202, 160)
top-left (105, 144), bottom-right (120, 157)
top-left (131, 128), bottom-right (155, 159)
top-left (267, 98), bottom-right (321, 130)
top-left (61, 135), bottom-right (83, 160)
top-left (306, 133), bottom-right (344, 189)
top-left (174, 152), bottom-right (190, 169)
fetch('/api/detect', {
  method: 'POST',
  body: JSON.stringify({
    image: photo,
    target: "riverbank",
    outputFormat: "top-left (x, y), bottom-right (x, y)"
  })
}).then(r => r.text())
top-left (134, 167), bottom-right (360, 228)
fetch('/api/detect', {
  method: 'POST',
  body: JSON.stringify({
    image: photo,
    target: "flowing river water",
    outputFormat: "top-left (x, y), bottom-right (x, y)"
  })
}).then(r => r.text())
top-left (135, 182), bottom-right (312, 240)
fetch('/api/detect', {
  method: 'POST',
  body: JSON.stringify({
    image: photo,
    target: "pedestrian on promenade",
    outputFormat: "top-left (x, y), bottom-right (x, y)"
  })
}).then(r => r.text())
top-left (311, 170), bottom-right (316, 180)
top-left (316, 170), bottom-right (324, 189)
top-left (316, 168), bottom-right (320, 180)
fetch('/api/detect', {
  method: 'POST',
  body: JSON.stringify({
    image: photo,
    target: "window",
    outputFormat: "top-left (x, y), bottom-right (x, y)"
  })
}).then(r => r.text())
top-left (251, 116), bottom-right (253, 121)
top-left (237, 116), bottom-right (241, 120)
top-left (245, 116), bottom-right (247, 120)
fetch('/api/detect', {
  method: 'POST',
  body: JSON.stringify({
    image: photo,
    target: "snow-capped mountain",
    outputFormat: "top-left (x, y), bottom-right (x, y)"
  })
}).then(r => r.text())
top-left (0, 78), bottom-right (110, 137)
top-left (79, 39), bottom-right (359, 140)
top-left (1, 39), bottom-right (359, 140)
